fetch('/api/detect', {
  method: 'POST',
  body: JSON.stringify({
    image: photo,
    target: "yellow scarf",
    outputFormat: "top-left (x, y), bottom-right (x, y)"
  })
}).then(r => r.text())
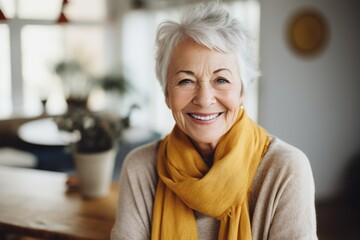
top-left (152, 109), bottom-right (270, 240)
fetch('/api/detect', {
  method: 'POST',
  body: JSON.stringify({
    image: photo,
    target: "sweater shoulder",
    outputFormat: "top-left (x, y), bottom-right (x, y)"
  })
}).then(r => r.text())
top-left (119, 140), bottom-right (159, 192)
top-left (260, 137), bottom-right (311, 175)
top-left (251, 136), bottom-right (315, 204)
top-left (250, 137), bottom-right (317, 240)
top-left (121, 140), bottom-right (158, 174)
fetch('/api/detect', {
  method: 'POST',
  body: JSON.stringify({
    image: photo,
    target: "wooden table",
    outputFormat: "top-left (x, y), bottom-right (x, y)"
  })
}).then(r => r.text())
top-left (0, 166), bottom-right (118, 240)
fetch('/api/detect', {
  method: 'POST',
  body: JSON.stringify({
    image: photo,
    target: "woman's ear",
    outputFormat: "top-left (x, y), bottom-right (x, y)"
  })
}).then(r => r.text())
top-left (165, 89), bottom-right (171, 109)
top-left (240, 80), bottom-right (244, 98)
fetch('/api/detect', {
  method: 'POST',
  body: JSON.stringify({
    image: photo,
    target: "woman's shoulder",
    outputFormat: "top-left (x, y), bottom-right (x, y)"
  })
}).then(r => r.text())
top-left (261, 137), bottom-right (312, 175)
top-left (252, 136), bottom-right (315, 192)
top-left (250, 137), bottom-right (317, 239)
top-left (251, 136), bottom-right (315, 199)
top-left (113, 141), bottom-right (159, 239)
top-left (121, 140), bottom-right (159, 176)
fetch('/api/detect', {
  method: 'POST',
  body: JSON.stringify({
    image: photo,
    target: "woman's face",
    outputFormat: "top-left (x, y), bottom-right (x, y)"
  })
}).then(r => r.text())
top-left (166, 39), bottom-right (243, 155)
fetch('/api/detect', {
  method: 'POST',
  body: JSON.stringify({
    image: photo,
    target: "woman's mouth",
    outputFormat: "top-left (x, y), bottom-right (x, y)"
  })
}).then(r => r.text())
top-left (188, 113), bottom-right (222, 121)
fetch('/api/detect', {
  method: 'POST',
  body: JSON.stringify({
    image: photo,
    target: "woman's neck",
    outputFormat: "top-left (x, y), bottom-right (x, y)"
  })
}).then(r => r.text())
top-left (190, 139), bottom-right (215, 167)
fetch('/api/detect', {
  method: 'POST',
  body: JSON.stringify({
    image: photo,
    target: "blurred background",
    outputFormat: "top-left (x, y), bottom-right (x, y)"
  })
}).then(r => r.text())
top-left (0, 0), bottom-right (359, 238)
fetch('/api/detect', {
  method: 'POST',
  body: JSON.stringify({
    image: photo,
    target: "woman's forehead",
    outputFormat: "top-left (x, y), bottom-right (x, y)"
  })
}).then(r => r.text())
top-left (168, 40), bottom-right (238, 73)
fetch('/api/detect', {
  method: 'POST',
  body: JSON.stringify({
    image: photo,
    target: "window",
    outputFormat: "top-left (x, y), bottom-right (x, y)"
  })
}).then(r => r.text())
top-left (0, 25), bottom-right (11, 117)
top-left (0, 0), bottom-right (107, 118)
top-left (21, 25), bottom-right (106, 115)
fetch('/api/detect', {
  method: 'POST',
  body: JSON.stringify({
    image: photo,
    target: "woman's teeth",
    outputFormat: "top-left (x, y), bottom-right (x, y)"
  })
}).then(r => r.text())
top-left (190, 113), bottom-right (220, 121)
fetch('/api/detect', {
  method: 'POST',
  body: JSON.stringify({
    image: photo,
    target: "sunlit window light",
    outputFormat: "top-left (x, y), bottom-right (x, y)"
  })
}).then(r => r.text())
top-left (18, 0), bottom-right (62, 20)
top-left (0, 25), bottom-right (12, 118)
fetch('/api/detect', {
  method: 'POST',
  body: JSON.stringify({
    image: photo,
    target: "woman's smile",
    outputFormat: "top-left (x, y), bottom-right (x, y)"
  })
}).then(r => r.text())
top-left (187, 112), bottom-right (223, 123)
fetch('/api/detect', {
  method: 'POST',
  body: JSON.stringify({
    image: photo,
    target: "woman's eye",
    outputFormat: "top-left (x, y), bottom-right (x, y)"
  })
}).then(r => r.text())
top-left (216, 78), bottom-right (230, 84)
top-left (178, 79), bottom-right (193, 85)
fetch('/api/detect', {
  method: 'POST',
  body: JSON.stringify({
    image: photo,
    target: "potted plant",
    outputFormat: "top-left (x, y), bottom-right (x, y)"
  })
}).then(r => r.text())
top-left (54, 109), bottom-right (123, 198)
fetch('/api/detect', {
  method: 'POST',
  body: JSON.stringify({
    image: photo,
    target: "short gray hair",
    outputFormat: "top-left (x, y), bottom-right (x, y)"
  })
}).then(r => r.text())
top-left (155, 1), bottom-right (260, 94)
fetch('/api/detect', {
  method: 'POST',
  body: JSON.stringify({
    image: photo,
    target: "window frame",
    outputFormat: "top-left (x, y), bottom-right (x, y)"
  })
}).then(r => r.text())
top-left (1, 1), bottom-right (114, 119)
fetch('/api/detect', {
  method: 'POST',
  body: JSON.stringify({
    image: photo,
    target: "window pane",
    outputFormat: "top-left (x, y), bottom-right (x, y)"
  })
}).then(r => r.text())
top-left (17, 0), bottom-right (105, 21)
top-left (0, 25), bottom-right (12, 117)
top-left (21, 25), bottom-right (106, 115)
top-left (18, 0), bottom-right (62, 20)
top-left (0, 0), bottom-right (16, 18)
top-left (22, 25), bottom-right (64, 115)
top-left (65, 0), bottom-right (106, 21)
top-left (64, 26), bottom-right (106, 75)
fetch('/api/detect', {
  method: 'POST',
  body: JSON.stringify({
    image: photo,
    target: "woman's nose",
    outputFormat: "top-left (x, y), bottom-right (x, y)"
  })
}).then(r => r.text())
top-left (192, 85), bottom-right (216, 107)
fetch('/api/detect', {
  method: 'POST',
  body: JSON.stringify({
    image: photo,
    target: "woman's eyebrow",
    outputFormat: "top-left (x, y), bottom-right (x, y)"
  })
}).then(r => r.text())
top-left (175, 68), bottom-right (231, 75)
top-left (175, 70), bottom-right (194, 75)
top-left (213, 68), bottom-right (231, 74)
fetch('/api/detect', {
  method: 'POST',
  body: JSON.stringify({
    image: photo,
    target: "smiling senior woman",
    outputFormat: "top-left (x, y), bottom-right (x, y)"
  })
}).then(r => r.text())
top-left (111, 2), bottom-right (317, 240)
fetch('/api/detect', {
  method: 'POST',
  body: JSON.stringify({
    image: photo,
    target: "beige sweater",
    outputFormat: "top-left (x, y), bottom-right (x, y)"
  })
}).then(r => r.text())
top-left (111, 137), bottom-right (317, 239)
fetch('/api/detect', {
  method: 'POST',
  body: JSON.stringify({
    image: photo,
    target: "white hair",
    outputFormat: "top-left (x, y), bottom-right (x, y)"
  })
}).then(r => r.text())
top-left (155, 1), bottom-right (260, 95)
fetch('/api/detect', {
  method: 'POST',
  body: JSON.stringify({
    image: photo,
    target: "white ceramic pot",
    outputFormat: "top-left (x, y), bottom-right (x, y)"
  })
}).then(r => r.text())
top-left (73, 148), bottom-right (116, 198)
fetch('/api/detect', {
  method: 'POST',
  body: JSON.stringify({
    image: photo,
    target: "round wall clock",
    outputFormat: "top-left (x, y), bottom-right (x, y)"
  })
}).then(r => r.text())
top-left (287, 8), bottom-right (329, 57)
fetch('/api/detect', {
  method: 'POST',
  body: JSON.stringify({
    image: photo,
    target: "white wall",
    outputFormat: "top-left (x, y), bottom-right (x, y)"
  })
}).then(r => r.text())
top-left (259, 0), bottom-right (360, 199)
